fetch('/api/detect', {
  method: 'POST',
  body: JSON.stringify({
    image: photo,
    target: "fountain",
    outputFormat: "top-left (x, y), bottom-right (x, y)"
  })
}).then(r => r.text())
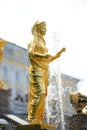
top-left (0, 27), bottom-right (81, 130)
top-left (46, 31), bottom-right (65, 130)
top-left (16, 21), bottom-right (65, 130)
top-left (0, 24), bottom-right (83, 130)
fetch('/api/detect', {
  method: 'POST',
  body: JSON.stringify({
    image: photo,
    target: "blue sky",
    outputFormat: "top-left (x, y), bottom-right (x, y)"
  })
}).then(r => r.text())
top-left (0, 0), bottom-right (87, 80)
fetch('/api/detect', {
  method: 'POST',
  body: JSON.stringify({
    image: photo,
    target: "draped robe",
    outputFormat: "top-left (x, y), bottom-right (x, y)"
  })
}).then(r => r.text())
top-left (28, 36), bottom-right (52, 123)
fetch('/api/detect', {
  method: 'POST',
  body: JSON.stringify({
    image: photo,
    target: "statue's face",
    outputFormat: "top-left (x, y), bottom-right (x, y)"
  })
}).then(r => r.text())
top-left (40, 24), bottom-right (46, 35)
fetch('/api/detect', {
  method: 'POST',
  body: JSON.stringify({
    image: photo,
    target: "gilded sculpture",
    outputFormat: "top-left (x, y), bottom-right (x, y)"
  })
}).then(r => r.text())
top-left (70, 92), bottom-right (87, 114)
top-left (28, 21), bottom-right (66, 129)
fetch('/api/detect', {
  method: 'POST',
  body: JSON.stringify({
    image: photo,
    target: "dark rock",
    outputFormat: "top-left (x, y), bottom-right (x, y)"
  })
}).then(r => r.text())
top-left (66, 114), bottom-right (87, 130)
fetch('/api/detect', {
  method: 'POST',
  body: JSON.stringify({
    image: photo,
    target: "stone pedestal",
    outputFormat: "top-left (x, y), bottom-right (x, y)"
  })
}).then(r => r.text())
top-left (16, 123), bottom-right (56, 130)
top-left (67, 114), bottom-right (87, 130)
top-left (16, 124), bottom-right (47, 130)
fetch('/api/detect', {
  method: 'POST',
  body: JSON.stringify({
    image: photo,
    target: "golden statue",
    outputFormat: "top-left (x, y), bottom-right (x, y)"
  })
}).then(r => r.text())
top-left (0, 38), bottom-right (7, 62)
top-left (28, 21), bottom-right (66, 129)
top-left (70, 92), bottom-right (87, 114)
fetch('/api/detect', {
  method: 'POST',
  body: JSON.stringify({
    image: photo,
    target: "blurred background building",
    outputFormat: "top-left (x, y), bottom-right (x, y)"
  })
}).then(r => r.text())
top-left (0, 42), bottom-right (29, 114)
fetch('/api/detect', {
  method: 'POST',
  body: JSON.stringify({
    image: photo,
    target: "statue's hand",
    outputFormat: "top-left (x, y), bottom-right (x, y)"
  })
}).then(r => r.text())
top-left (61, 47), bottom-right (66, 52)
top-left (56, 47), bottom-right (66, 56)
top-left (51, 47), bottom-right (66, 62)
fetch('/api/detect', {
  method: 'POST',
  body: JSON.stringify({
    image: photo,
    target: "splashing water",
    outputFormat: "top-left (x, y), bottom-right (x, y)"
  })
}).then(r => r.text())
top-left (57, 65), bottom-right (65, 130)
top-left (46, 31), bottom-right (65, 130)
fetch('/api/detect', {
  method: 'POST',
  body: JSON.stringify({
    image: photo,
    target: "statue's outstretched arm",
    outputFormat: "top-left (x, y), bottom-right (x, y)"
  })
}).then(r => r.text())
top-left (30, 47), bottom-right (66, 63)
top-left (51, 47), bottom-right (66, 61)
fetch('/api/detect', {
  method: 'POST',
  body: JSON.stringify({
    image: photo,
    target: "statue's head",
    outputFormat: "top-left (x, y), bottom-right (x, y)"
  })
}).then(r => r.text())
top-left (31, 21), bottom-right (46, 36)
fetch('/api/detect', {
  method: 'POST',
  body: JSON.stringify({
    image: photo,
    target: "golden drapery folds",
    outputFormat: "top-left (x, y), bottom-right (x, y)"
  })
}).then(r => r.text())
top-left (28, 21), bottom-right (66, 125)
top-left (0, 38), bottom-right (7, 62)
top-left (28, 36), bottom-right (52, 124)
